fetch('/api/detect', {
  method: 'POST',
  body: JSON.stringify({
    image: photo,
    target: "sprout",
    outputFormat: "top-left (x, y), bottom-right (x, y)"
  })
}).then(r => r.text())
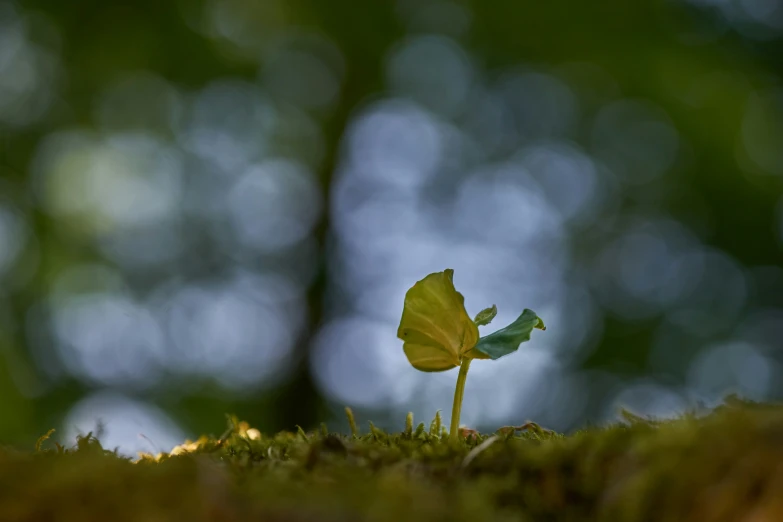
top-left (397, 269), bottom-right (545, 440)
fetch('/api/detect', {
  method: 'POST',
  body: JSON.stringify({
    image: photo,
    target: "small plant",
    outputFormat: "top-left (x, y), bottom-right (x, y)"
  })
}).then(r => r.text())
top-left (397, 269), bottom-right (546, 440)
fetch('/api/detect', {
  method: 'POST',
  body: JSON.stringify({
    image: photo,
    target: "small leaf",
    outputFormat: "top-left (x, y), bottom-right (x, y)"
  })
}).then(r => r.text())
top-left (471, 309), bottom-right (545, 360)
top-left (473, 305), bottom-right (497, 327)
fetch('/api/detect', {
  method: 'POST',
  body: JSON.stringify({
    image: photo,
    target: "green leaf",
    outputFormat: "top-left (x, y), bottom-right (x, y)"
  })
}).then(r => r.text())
top-left (397, 269), bottom-right (480, 372)
top-left (472, 309), bottom-right (545, 360)
top-left (473, 305), bottom-right (497, 327)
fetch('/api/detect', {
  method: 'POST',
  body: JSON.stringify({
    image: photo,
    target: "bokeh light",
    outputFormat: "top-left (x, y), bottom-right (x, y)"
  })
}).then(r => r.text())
top-left (225, 159), bottom-right (322, 253)
top-left (0, 0), bottom-right (781, 455)
top-left (688, 340), bottom-right (777, 403)
top-left (63, 392), bottom-right (185, 457)
top-left (0, 2), bottom-right (62, 128)
top-left (0, 203), bottom-right (28, 278)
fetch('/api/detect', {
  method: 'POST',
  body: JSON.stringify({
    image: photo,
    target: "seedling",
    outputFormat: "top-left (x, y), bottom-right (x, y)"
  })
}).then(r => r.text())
top-left (397, 269), bottom-right (546, 440)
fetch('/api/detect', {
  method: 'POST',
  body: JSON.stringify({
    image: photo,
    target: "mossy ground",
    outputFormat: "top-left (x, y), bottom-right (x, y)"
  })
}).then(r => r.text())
top-left (2, 397), bottom-right (783, 522)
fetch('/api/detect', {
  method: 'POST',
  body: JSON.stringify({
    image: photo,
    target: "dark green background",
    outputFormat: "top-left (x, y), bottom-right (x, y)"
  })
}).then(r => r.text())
top-left (1, 0), bottom-right (782, 446)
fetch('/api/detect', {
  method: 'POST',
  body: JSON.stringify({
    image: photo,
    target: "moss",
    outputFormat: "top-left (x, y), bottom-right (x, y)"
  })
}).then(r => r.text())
top-left (3, 397), bottom-right (783, 521)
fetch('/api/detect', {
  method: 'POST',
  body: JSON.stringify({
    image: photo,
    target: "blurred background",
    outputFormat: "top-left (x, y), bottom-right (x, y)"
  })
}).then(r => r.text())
top-left (1, 0), bottom-right (782, 456)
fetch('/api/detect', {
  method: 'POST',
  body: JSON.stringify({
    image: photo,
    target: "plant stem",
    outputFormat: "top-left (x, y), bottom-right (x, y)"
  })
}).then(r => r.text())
top-left (450, 357), bottom-right (472, 440)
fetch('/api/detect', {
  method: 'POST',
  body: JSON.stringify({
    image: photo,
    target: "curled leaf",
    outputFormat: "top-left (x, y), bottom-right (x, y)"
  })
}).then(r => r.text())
top-left (471, 309), bottom-right (545, 360)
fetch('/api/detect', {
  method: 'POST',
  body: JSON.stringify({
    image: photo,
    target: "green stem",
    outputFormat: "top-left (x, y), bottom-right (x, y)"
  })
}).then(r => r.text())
top-left (449, 357), bottom-right (472, 440)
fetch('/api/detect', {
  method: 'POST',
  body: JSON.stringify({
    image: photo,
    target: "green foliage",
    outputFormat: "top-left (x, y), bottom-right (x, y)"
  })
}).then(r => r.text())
top-left (397, 269), bottom-right (545, 366)
top-left (397, 269), bottom-right (546, 438)
top-left (472, 309), bottom-right (546, 360)
top-left (4, 399), bottom-right (783, 521)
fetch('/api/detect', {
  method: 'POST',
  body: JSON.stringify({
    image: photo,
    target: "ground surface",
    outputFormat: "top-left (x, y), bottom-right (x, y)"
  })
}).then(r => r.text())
top-left (2, 398), bottom-right (782, 522)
